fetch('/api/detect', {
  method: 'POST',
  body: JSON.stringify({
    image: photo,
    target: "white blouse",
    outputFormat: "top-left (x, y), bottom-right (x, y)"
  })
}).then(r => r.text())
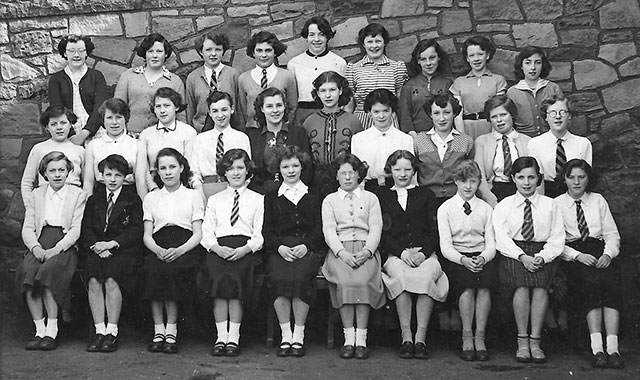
top-left (143, 185), bottom-right (204, 233)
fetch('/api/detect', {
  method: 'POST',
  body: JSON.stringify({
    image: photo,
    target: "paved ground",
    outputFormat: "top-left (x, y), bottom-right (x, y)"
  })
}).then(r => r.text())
top-left (2, 298), bottom-right (640, 380)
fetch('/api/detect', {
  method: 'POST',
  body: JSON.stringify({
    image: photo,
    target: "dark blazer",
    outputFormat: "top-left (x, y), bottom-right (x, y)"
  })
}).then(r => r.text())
top-left (79, 186), bottom-right (143, 256)
top-left (378, 186), bottom-right (438, 260)
top-left (48, 68), bottom-right (109, 136)
top-left (263, 189), bottom-right (325, 255)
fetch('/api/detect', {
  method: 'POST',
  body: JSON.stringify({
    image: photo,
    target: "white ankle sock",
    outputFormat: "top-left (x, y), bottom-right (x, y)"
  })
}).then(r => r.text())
top-left (153, 324), bottom-right (165, 342)
top-left (45, 318), bottom-right (58, 339)
top-left (590, 332), bottom-right (603, 354)
top-left (95, 323), bottom-right (106, 335)
top-left (343, 327), bottom-right (356, 346)
top-left (355, 328), bottom-right (368, 347)
top-left (165, 323), bottom-right (177, 343)
top-left (228, 322), bottom-right (241, 344)
top-left (293, 325), bottom-right (305, 344)
top-left (105, 323), bottom-right (118, 336)
top-left (215, 320), bottom-right (228, 343)
top-left (34, 318), bottom-right (46, 337)
top-left (280, 322), bottom-right (293, 343)
top-left (606, 335), bottom-right (619, 355)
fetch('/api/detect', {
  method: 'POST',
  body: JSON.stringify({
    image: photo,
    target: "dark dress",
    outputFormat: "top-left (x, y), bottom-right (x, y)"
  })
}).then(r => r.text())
top-left (263, 188), bottom-right (325, 304)
top-left (79, 186), bottom-right (143, 295)
top-left (246, 123), bottom-right (312, 195)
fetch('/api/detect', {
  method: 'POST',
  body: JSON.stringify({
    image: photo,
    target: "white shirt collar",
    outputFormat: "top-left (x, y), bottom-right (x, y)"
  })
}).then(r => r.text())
top-left (252, 63), bottom-right (277, 76)
top-left (515, 191), bottom-right (540, 207)
top-left (102, 131), bottom-right (128, 143)
top-left (46, 183), bottom-right (68, 200)
top-left (337, 187), bottom-right (362, 200)
top-left (453, 193), bottom-right (477, 209)
top-left (492, 129), bottom-right (517, 141)
top-left (106, 186), bottom-right (122, 203)
top-left (277, 181), bottom-right (309, 197)
top-left (390, 184), bottom-right (416, 192)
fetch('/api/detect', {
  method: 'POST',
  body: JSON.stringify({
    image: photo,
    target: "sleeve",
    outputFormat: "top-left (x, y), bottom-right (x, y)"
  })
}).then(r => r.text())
top-left (84, 71), bottom-right (109, 136)
top-left (535, 201), bottom-right (565, 263)
top-left (493, 201), bottom-right (526, 260)
top-left (200, 197), bottom-right (219, 251)
top-left (79, 195), bottom-right (98, 251)
top-left (237, 76), bottom-right (248, 129)
top-left (55, 190), bottom-right (88, 252)
top-left (185, 75), bottom-right (196, 126)
top-left (379, 194), bottom-right (405, 257)
top-left (322, 196), bottom-right (344, 254)
top-left (344, 63), bottom-right (355, 93)
top-left (21, 192), bottom-right (39, 251)
top-left (142, 193), bottom-right (154, 222)
top-left (175, 77), bottom-right (187, 123)
top-left (183, 127), bottom-right (197, 164)
top-left (47, 74), bottom-right (63, 107)
top-left (240, 133), bottom-right (252, 159)
top-left (191, 191), bottom-right (205, 221)
top-left (285, 73), bottom-right (298, 123)
top-left (262, 192), bottom-right (281, 253)
top-left (231, 70), bottom-right (245, 131)
top-left (113, 71), bottom-right (129, 104)
top-left (364, 195), bottom-right (383, 254)
top-left (394, 61), bottom-right (408, 98)
top-left (247, 194), bottom-right (264, 253)
top-left (190, 138), bottom-right (203, 185)
top-left (584, 139), bottom-right (593, 165)
top-left (437, 202), bottom-right (464, 265)
top-left (599, 195), bottom-right (620, 259)
top-left (113, 195), bottom-right (144, 251)
top-left (495, 75), bottom-right (508, 96)
top-left (449, 77), bottom-right (461, 97)
top-left (479, 206), bottom-right (497, 263)
top-left (20, 146), bottom-right (40, 201)
top-left (398, 82), bottom-right (416, 133)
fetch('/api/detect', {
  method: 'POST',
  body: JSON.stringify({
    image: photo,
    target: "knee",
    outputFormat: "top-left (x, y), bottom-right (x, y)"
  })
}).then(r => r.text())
top-left (104, 278), bottom-right (120, 292)
top-left (88, 278), bottom-right (102, 292)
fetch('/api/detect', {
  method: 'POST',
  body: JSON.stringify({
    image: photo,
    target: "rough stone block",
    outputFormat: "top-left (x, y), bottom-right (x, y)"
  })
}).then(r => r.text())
top-left (152, 17), bottom-right (195, 41)
top-left (568, 115), bottom-right (589, 136)
top-left (181, 8), bottom-right (206, 16)
top-left (492, 34), bottom-right (514, 47)
top-left (179, 49), bottom-right (201, 65)
top-left (556, 14), bottom-right (597, 29)
top-left (473, 0), bottom-right (523, 21)
top-left (0, 138), bottom-right (22, 160)
top-left (252, 21), bottom-right (293, 41)
top-left (381, 0), bottom-right (424, 18)
top-left (217, 20), bottom-right (249, 48)
top-left (9, 18), bottom-right (68, 33)
top-left (331, 0), bottom-right (382, 17)
top-left (91, 38), bottom-right (136, 65)
top-left (488, 49), bottom-right (519, 81)
top-left (603, 78), bottom-right (640, 113)
top-left (427, 0), bottom-right (453, 6)
top-left (45, 54), bottom-right (67, 75)
top-left (522, 0), bottom-right (563, 20)
top-left (94, 61), bottom-right (128, 86)
top-left (249, 16), bottom-right (272, 27)
top-left (0, 23), bottom-right (7, 44)
top-left (418, 31), bottom-right (440, 41)
top-left (559, 29), bottom-right (599, 48)
top-left (386, 35), bottom-right (417, 62)
top-left (335, 47), bottom-right (362, 62)
top-left (10, 31), bottom-right (52, 58)
top-left (573, 60), bottom-right (617, 90)
top-left (601, 30), bottom-right (634, 44)
top-left (231, 47), bottom-right (253, 73)
top-left (230, 0), bottom-right (269, 3)
top-left (51, 29), bottom-right (68, 38)
top-left (401, 16), bottom-right (438, 34)
top-left (69, 14), bottom-right (123, 36)
top-left (277, 37), bottom-right (307, 66)
top-left (196, 15), bottom-right (225, 30)
top-left (513, 23), bottom-right (558, 48)
top-left (600, 113), bottom-right (634, 138)
top-left (476, 24), bottom-right (510, 33)
top-left (441, 10), bottom-right (472, 35)
top-left (0, 54), bottom-right (42, 83)
top-left (437, 38), bottom-right (456, 55)
top-left (547, 61), bottom-right (571, 81)
top-left (152, 10), bottom-right (179, 17)
top-left (598, 42), bottom-right (637, 65)
top-left (0, 83), bottom-right (17, 100)
top-left (332, 17), bottom-right (369, 47)
top-left (227, 5), bottom-right (269, 18)
top-left (0, 102), bottom-right (41, 136)
top-left (123, 12), bottom-right (149, 38)
top-left (600, 0), bottom-right (640, 29)
top-left (376, 20), bottom-right (401, 38)
top-left (16, 78), bottom-right (48, 99)
top-left (548, 47), bottom-right (595, 61)
top-left (158, 0), bottom-right (194, 6)
top-left (620, 58), bottom-right (640, 77)
top-left (271, 2), bottom-right (315, 21)
top-left (568, 92), bottom-right (603, 113)
top-left (564, 0), bottom-right (606, 15)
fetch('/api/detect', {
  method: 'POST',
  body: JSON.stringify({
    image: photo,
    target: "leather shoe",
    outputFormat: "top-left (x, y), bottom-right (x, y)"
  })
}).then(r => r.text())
top-left (148, 334), bottom-right (164, 353)
top-left (210, 342), bottom-right (226, 356)
top-left (354, 345), bottom-right (369, 360)
top-left (225, 342), bottom-right (240, 356)
top-left (608, 352), bottom-right (624, 369)
top-left (339, 344), bottom-right (355, 359)
top-left (277, 342), bottom-right (291, 357)
top-left (398, 341), bottom-right (414, 359)
top-left (476, 349), bottom-right (490, 362)
top-left (39, 336), bottom-right (58, 351)
top-left (414, 342), bottom-right (430, 360)
top-left (163, 341), bottom-right (178, 354)
top-left (290, 342), bottom-right (305, 357)
top-left (460, 349), bottom-right (476, 361)
top-left (26, 336), bottom-right (42, 351)
top-left (86, 334), bottom-right (105, 352)
top-left (591, 351), bottom-right (607, 368)
top-left (100, 334), bottom-right (118, 352)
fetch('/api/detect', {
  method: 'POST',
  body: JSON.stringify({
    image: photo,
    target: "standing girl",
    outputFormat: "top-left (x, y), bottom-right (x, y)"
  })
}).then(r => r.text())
top-left (16, 152), bottom-right (87, 350)
top-left (450, 36), bottom-right (507, 141)
top-left (142, 148), bottom-right (204, 354)
top-left (322, 154), bottom-right (386, 360)
top-left (199, 149), bottom-right (264, 357)
top-left (492, 156), bottom-right (564, 363)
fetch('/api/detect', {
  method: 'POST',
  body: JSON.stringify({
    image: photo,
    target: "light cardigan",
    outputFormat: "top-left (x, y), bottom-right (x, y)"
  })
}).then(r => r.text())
top-left (22, 184), bottom-right (88, 252)
top-left (185, 64), bottom-right (240, 132)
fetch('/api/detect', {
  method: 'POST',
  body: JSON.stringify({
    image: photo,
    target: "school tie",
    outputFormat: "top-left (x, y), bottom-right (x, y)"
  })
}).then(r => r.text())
top-left (230, 190), bottom-right (239, 226)
top-left (216, 132), bottom-right (224, 163)
top-left (105, 192), bottom-right (114, 232)
top-left (522, 199), bottom-right (534, 241)
top-left (210, 69), bottom-right (217, 90)
top-left (502, 135), bottom-right (512, 176)
top-left (555, 138), bottom-right (566, 178)
top-left (463, 201), bottom-right (472, 215)
top-left (575, 200), bottom-right (590, 241)
top-left (261, 68), bottom-right (268, 89)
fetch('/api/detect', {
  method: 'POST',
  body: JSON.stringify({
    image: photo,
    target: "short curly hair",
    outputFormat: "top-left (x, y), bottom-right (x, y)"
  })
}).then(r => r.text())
top-left (99, 98), bottom-right (131, 123)
top-left (151, 87), bottom-right (188, 114)
top-left (311, 71), bottom-right (353, 108)
top-left (423, 93), bottom-right (462, 118)
top-left (57, 34), bottom-right (95, 59)
top-left (384, 150), bottom-right (419, 175)
top-left (483, 95), bottom-right (518, 122)
top-left (332, 153), bottom-right (368, 185)
top-left (357, 23), bottom-right (390, 46)
top-left (514, 46), bottom-right (552, 80)
top-left (246, 31), bottom-right (287, 58)
top-left (153, 147), bottom-right (192, 188)
top-left (453, 159), bottom-right (482, 182)
top-left (407, 39), bottom-right (449, 78)
top-left (560, 158), bottom-right (597, 193)
top-left (40, 105), bottom-right (78, 129)
top-left (253, 87), bottom-right (289, 128)
top-left (276, 145), bottom-right (312, 172)
top-left (195, 32), bottom-right (230, 57)
top-left (136, 33), bottom-right (173, 59)
top-left (216, 148), bottom-right (255, 181)
top-left (363, 89), bottom-right (399, 114)
top-left (301, 16), bottom-right (336, 40)
top-left (38, 151), bottom-right (74, 181)
top-left (463, 35), bottom-right (496, 62)
top-left (98, 154), bottom-right (132, 176)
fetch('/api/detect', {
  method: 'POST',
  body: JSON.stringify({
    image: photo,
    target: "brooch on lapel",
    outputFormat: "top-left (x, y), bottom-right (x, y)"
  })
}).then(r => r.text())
top-left (122, 215), bottom-right (130, 227)
top-left (267, 137), bottom-right (277, 147)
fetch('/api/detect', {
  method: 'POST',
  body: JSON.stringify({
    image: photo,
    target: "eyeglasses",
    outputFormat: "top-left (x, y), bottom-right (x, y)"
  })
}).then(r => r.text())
top-left (66, 49), bottom-right (87, 55)
top-left (547, 109), bottom-right (568, 118)
top-left (338, 170), bottom-right (357, 177)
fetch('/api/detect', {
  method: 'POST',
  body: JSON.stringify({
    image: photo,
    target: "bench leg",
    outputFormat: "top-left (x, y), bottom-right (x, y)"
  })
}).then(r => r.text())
top-left (266, 304), bottom-right (274, 348)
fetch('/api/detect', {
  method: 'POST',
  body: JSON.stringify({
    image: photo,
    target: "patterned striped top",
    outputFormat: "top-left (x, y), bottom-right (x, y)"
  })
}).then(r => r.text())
top-left (345, 55), bottom-right (408, 113)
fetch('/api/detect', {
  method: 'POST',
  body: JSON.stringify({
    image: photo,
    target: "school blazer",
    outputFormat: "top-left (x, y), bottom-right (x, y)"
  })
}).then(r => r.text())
top-left (79, 186), bottom-right (143, 256)
top-left (22, 185), bottom-right (88, 252)
top-left (474, 132), bottom-right (531, 187)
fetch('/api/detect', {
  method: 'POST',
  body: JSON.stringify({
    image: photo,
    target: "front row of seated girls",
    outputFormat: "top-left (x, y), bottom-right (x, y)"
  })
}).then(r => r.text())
top-left (14, 147), bottom-right (624, 368)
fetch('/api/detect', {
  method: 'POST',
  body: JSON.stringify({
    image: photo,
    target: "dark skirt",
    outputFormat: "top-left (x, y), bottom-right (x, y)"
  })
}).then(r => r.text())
top-left (198, 235), bottom-right (259, 301)
top-left (565, 238), bottom-right (621, 314)
top-left (447, 252), bottom-right (498, 301)
top-left (141, 226), bottom-right (203, 301)
top-left (265, 236), bottom-right (324, 305)
top-left (14, 226), bottom-right (77, 309)
top-left (498, 240), bottom-right (559, 299)
top-left (82, 248), bottom-right (142, 296)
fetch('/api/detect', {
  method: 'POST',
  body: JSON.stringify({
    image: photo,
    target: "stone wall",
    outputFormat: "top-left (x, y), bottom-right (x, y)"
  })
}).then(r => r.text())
top-left (1, 0), bottom-right (640, 265)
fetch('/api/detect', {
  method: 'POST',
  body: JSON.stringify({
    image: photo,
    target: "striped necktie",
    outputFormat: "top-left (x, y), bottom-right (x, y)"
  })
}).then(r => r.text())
top-left (105, 192), bottom-right (114, 232)
top-left (555, 139), bottom-right (566, 178)
top-left (210, 69), bottom-right (217, 90)
top-left (521, 199), bottom-right (534, 241)
top-left (502, 135), bottom-right (512, 176)
top-left (463, 201), bottom-right (471, 215)
top-left (230, 190), bottom-right (239, 226)
top-left (575, 200), bottom-right (590, 241)
top-left (216, 132), bottom-right (224, 163)
top-left (261, 68), bottom-right (268, 89)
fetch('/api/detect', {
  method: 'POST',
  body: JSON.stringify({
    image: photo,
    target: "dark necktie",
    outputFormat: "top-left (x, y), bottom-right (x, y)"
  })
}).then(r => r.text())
top-left (210, 69), bottom-right (217, 90)
top-left (261, 68), bottom-right (268, 89)
top-left (230, 190), bottom-right (239, 226)
top-left (556, 139), bottom-right (566, 178)
top-left (463, 201), bottom-right (471, 215)
top-left (522, 199), bottom-right (534, 241)
top-left (502, 135), bottom-right (512, 176)
top-left (105, 192), bottom-right (114, 232)
top-left (575, 200), bottom-right (590, 241)
top-left (216, 132), bottom-right (224, 163)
